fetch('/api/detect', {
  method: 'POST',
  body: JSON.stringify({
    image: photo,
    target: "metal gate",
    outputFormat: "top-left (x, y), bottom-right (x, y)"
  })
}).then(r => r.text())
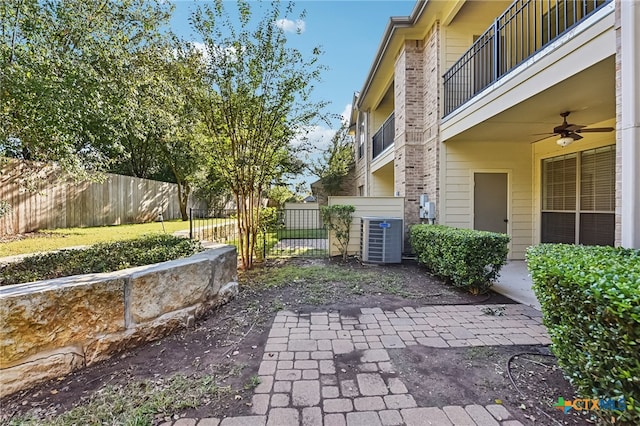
top-left (189, 209), bottom-right (238, 244)
top-left (189, 208), bottom-right (328, 259)
top-left (264, 208), bottom-right (328, 258)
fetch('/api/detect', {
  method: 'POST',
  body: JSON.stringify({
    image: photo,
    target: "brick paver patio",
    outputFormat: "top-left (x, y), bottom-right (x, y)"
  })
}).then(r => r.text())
top-left (161, 304), bottom-right (550, 426)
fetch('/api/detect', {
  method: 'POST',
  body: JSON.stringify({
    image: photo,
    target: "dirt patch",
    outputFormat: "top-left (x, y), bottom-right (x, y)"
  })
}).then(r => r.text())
top-left (1, 257), bottom-right (578, 425)
top-left (390, 345), bottom-right (591, 425)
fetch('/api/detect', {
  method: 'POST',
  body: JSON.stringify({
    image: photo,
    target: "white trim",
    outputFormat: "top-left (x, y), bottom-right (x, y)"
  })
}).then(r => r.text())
top-left (620, 0), bottom-right (640, 248)
top-left (370, 145), bottom-right (395, 173)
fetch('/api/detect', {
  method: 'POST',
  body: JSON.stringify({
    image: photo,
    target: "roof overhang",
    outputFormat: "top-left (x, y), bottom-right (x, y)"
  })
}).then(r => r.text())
top-left (357, 0), bottom-right (458, 111)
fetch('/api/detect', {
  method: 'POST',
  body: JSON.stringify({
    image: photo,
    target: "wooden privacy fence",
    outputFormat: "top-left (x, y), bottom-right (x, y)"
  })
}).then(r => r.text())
top-left (0, 159), bottom-right (194, 235)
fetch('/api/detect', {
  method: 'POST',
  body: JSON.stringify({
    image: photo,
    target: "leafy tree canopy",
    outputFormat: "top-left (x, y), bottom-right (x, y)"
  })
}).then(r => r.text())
top-left (310, 123), bottom-right (355, 195)
top-left (191, 0), bottom-right (327, 269)
top-left (0, 0), bottom-right (172, 178)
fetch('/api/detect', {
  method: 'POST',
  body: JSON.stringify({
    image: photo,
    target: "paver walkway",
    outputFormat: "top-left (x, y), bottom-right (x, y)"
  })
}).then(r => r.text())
top-left (161, 304), bottom-right (550, 426)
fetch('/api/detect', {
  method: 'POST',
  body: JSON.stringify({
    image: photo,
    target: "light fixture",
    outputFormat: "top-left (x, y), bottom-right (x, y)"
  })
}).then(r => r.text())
top-left (556, 136), bottom-right (574, 147)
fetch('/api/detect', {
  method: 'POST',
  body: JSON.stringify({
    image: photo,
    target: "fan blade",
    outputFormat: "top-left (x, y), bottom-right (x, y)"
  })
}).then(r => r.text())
top-left (531, 132), bottom-right (557, 136)
top-left (568, 132), bottom-right (583, 141)
top-left (553, 125), bottom-right (567, 133)
top-left (576, 127), bottom-right (614, 133)
top-left (530, 135), bottom-right (555, 143)
top-left (565, 124), bottom-right (585, 132)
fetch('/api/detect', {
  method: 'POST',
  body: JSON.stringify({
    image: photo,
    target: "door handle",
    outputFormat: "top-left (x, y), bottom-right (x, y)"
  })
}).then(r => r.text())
top-left (503, 219), bottom-right (508, 223)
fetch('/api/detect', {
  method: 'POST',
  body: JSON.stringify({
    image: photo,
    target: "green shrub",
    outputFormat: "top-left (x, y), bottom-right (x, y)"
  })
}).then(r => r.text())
top-left (0, 234), bottom-right (203, 286)
top-left (409, 224), bottom-right (509, 294)
top-left (321, 204), bottom-right (355, 260)
top-left (527, 244), bottom-right (640, 424)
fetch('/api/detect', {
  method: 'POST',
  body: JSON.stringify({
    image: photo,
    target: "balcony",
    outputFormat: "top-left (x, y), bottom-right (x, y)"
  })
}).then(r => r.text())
top-left (372, 113), bottom-right (395, 160)
top-left (442, 0), bottom-right (612, 117)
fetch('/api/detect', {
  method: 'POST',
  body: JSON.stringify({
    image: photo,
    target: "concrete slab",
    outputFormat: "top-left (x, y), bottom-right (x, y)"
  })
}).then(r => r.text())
top-left (492, 261), bottom-right (541, 310)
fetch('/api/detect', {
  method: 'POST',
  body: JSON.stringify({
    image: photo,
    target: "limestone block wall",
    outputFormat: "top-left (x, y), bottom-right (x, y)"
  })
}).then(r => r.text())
top-left (0, 245), bottom-right (238, 398)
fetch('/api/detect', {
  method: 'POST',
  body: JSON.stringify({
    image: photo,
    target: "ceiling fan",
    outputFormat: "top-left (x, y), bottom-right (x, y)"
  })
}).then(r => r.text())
top-left (534, 112), bottom-right (614, 147)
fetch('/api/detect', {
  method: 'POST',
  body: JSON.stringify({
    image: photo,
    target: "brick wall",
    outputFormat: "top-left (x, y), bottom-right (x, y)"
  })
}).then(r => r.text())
top-left (391, 24), bottom-right (442, 247)
top-left (395, 40), bottom-right (426, 231)
top-left (421, 24), bottom-right (441, 224)
top-left (311, 167), bottom-right (358, 206)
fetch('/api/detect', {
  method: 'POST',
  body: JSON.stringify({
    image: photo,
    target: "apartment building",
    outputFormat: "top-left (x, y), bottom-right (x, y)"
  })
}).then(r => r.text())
top-left (351, 0), bottom-right (639, 259)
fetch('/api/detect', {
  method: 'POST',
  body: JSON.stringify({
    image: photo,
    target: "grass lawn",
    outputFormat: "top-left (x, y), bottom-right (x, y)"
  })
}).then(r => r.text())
top-left (0, 220), bottom-right (191, 257)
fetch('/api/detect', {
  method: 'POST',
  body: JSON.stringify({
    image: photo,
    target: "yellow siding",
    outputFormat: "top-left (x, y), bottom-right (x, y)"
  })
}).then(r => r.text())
top-left (327, 196), bottom-right (404, 257)
top-left (442, 1), bottom-right (510, 70)
top-left (371, 105), bottom-right (394, 131)
top-left (441, 140), bottom-right (533, 259)
top-left (371, 162), bottom-right (394, 196)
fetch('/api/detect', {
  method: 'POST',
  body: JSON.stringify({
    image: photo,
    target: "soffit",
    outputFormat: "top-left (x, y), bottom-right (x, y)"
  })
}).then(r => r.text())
top-left (358, 0), bottom-right (511, 111)
top-left (443, 57), bottom-right (616, 143)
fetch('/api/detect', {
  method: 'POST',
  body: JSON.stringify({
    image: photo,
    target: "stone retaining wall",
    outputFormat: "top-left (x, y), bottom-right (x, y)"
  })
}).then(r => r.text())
top-left (0, 245), bottom-right (238, 398)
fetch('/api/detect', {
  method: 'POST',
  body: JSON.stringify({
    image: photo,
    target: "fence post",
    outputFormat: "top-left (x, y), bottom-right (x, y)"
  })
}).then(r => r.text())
top-left (263, 229), bottom-right (267, 259)
top-left (189, 208), bottom-right (193, 240)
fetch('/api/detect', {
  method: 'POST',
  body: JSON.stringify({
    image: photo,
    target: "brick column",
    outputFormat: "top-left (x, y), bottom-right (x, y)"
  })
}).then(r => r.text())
top-left (421, 24), bottom-right (441, 225)
top-left (394, 40), bottom-right (425, 244)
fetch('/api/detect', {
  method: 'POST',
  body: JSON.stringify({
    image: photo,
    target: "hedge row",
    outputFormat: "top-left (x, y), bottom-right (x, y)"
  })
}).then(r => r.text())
top-left (409, 224), bottom-right (510, 294)
top-left (527, 244), bottom-right (640, 424)
top-left (0, 234), bottom-right (203, 286)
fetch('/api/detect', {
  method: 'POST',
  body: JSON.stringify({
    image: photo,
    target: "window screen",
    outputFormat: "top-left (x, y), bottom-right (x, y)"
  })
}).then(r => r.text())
top-left (542, 154), bottom-right (576, 211)
top-left (541, 145), bottom-right (615, 246)
top-left (580, 145), bottom-right (615, 211)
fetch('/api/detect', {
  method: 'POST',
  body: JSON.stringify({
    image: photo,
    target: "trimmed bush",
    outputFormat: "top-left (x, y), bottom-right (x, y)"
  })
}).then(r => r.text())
top-left (321, 204), bottom-right (355, 260)
top-left (527, 244), bottom-right (640, 424)
top-left (0, 234), bottom-right (203, 286)
top-left (409, 224), bottom-right (509, 294)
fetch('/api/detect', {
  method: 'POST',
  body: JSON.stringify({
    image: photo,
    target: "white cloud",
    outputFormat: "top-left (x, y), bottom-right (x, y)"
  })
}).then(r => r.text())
top-left (340, 103), bottom-right (352, 125)
top-left (274, 18), bottom-right (306, 33)
top-left (186, 41), bottom-right (246, 64)
top-left (291, 125), bottom-right (335, 150)
top-left (190, 41), bottom-right (209, 60)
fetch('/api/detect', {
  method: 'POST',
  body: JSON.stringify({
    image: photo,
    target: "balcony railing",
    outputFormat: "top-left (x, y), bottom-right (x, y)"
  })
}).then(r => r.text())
top-left (442, 0), bottom-right (612, 117)
top-left (372, 113), bottom-right (395, 160)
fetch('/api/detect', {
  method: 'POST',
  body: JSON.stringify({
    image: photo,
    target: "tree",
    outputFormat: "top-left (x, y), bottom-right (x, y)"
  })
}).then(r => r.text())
top-left (268, 185), bottom-right (294, 208)
top-left (111, 43), bottom-right (208, 220)
top-left (0, 0), bottom-right (172, 176)
top-left (191, 0), bottom-right (327, 269)
top-left (192, 167), bottom-right (234, 217)
top-left (310, 123), bottom-right (355, 195)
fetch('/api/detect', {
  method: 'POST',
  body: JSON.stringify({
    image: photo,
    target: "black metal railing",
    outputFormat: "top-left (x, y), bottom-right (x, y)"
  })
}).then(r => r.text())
top-left (372, 113), bottom-right (395, 159)
top-left (443, 0), bottom-right (612, 116)
top-left (265, 208), bottom-right (328, 258)
top-left (189, 207), bottom-right (328, 258)
top-left (189, 208), bottom-right (238, 243)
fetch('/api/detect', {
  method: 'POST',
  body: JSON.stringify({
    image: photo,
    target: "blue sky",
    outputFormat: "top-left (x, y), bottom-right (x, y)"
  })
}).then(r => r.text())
top-left (169, 0), bottom-right (415, 189)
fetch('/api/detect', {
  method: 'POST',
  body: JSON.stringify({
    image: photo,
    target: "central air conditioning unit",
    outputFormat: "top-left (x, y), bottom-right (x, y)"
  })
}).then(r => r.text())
top-left (360, 217), bottom-right (403, 264)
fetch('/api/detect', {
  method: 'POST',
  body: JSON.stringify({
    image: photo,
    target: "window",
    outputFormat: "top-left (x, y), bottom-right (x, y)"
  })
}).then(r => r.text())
top-left (541, 145), bottom-right (615, 246)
